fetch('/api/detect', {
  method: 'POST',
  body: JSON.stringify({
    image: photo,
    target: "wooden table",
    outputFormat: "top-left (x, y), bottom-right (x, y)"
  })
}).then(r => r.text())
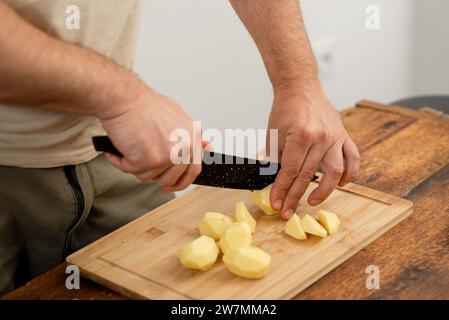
top-left (2, 100), bottom-right (449, 300)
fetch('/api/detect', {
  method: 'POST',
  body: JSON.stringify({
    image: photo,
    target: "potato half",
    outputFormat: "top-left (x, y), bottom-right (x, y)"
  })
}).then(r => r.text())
top-left (219, 222), bottom-right (252, 254)
top-left (179, 235), bottom-right (219, 271)
top-left (223, 246), bottom-right (271, 279)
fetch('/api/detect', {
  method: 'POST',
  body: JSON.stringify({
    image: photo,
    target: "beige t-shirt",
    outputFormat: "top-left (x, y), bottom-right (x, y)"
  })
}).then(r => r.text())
top-left (0, 0), bottom-right (143, 168)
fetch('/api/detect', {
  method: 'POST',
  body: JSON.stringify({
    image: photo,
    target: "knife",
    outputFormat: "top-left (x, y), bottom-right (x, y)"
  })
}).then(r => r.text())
top-left (92, 136), bottom-right (318, 190)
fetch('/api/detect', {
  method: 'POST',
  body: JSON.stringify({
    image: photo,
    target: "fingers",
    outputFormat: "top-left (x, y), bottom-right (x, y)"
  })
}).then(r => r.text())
top-left (308, 142), bottom-right (344, 206)
top-left (339, 138), bottom-right (360, 186)
top-left (163, 163), bottom-right (202, 192)
top-left (104, 153), bottom-right (124, 170)
top-left (104, 153), bottom-right (171, 179)
top-left (163, 141), bottom-right (207, 191)
top-left (139, 164), bottom-right (188, 185)
top-left (202, 139), bottom-right (213, 151)
top-left (104, 153), bottom-right (149, 174)
top-left (270, 136), bottom-right (312, 212)
top-left (105, 137), bottom-right (208, 191)
top-left (279, 145), bottom-right (323, 220)
top-left (158, 140), bottom-right (206, 189)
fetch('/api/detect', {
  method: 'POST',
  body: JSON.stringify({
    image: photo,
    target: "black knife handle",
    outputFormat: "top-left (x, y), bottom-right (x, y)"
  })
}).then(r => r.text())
top-left (92, 136), bottom-right (123, 157)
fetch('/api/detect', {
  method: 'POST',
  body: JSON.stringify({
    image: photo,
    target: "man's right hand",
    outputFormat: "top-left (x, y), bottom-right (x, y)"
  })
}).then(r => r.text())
top-left (99, 86), bottom-right (202, 192)
top-left (0, 2), bottom-right (202, 191)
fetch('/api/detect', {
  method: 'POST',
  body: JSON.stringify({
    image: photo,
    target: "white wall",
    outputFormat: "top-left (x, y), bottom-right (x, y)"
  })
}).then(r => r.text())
top-left (301, 0), bottom-right (415, 107)
top-left (134, 0), bottom-right (416, 135)
top-left (134, 0), bottom-right (270, 134)
top-left (413, 0), bottom-right (449, 95)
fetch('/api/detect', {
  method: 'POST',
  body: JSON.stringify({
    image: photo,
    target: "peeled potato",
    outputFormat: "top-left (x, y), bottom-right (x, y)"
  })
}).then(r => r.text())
top-left (235, 201), bottom-right (256, 233)
top-left (252, 184), bottom-right (280, 216)
top-left (199, 212), bottom-right (234, 240)
top-left (179, 235), bottom-right (219, 271)
top-left (317, 210), bottom-right (341, 235)
top-left (285, 214), bottom-right (307, 240)
top-left (223, 246), bottom-right (271, 279)
top-left (301, 214), bottom-right (328, 238)
top-left (219, 222), bottom-right (252, 254)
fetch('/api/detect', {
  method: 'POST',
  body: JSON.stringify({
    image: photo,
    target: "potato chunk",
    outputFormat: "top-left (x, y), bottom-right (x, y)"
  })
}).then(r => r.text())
top-left (252, 184), bottom-right (280, 216)
top-left (219, 222), bottom-right (252, 254)
top-left (285, 214), bottom-right (307, 240)
top-left (223, 246), bottom-right (271, 279)
top-left (317, 210), bottom-right (341, 235)
top-left (199, 212), bottom-right (234, 240)
top-left (179, 235), bottom-right (219, 271)
top-left (301, 214), bottom-right (328, 238)
top-left (235, 201), bottom-right (256, 233)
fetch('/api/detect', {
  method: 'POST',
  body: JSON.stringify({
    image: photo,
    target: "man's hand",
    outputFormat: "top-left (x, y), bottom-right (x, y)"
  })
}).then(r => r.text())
top-left (100, 86), bottom-right (202, 192)
top-left (268, 86), bottom-right (360, 220)
top-left (0, 2), bottom-right (203, 191)
top-left (230, 0), bottom-right (360, 219)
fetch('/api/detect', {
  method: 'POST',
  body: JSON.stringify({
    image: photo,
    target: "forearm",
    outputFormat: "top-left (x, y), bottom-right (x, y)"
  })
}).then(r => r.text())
top-left (230, 0), bottom-right (321, 94)
top-left (0, 2), bottom-right (142, 119)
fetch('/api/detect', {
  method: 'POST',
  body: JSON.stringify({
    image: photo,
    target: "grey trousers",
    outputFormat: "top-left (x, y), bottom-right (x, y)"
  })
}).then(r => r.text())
top-left (0, 154), bottom-right (174, 295)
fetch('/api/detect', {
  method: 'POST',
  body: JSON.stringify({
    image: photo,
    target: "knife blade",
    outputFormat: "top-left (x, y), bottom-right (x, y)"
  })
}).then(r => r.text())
top-left (92, 136), bottom-right (318, 190)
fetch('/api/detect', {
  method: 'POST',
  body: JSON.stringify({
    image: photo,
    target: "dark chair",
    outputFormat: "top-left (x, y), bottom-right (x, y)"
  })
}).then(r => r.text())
top-left (391, 95), bottom-right (449, 114)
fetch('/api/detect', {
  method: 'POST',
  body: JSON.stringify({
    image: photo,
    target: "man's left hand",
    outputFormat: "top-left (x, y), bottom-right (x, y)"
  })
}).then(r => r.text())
top-left (267, 86), bottom-right (360, 220)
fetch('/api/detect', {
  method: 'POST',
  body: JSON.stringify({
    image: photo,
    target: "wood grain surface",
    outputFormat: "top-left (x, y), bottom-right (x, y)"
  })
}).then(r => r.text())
top-left (2, 100), bottom-right (449, 300)
top-left (65, 180), bottom-right (412, 299)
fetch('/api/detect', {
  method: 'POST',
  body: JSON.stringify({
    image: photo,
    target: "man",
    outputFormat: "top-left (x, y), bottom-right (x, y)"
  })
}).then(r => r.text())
top-left (0, 0), bottom-right (359, 294)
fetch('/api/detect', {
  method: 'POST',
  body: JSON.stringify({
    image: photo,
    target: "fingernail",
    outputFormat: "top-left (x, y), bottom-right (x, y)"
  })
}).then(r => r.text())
top-left (282, 209), bottom-right (294, 220)
top-left (273, 199), bottom-right (283, 210)
top-left (309, 199), bottom-right (321, 206)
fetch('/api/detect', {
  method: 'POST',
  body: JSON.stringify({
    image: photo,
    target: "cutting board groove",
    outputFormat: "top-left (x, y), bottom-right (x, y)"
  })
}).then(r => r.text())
top-left (67, 181), bottom-right (413, 300)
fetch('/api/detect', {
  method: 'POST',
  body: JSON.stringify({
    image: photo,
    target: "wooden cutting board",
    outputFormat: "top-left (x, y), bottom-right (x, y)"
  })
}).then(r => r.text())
top-left (67, 180), bottom-right (413, 299)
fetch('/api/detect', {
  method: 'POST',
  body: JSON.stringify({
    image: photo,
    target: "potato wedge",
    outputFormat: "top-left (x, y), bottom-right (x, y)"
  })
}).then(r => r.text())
top-left (199, 212), bottom-right (234, 240)
top-left (317, 210), bottom-right (341, 235)
top-left (285, 214), bottom-right (307, 240)
top-left (301, 214), bottom-right (328, 238)
top-left (235, 201), bottom-right (256, 233)
top-left (252, 184), bottom-right (280, 215)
